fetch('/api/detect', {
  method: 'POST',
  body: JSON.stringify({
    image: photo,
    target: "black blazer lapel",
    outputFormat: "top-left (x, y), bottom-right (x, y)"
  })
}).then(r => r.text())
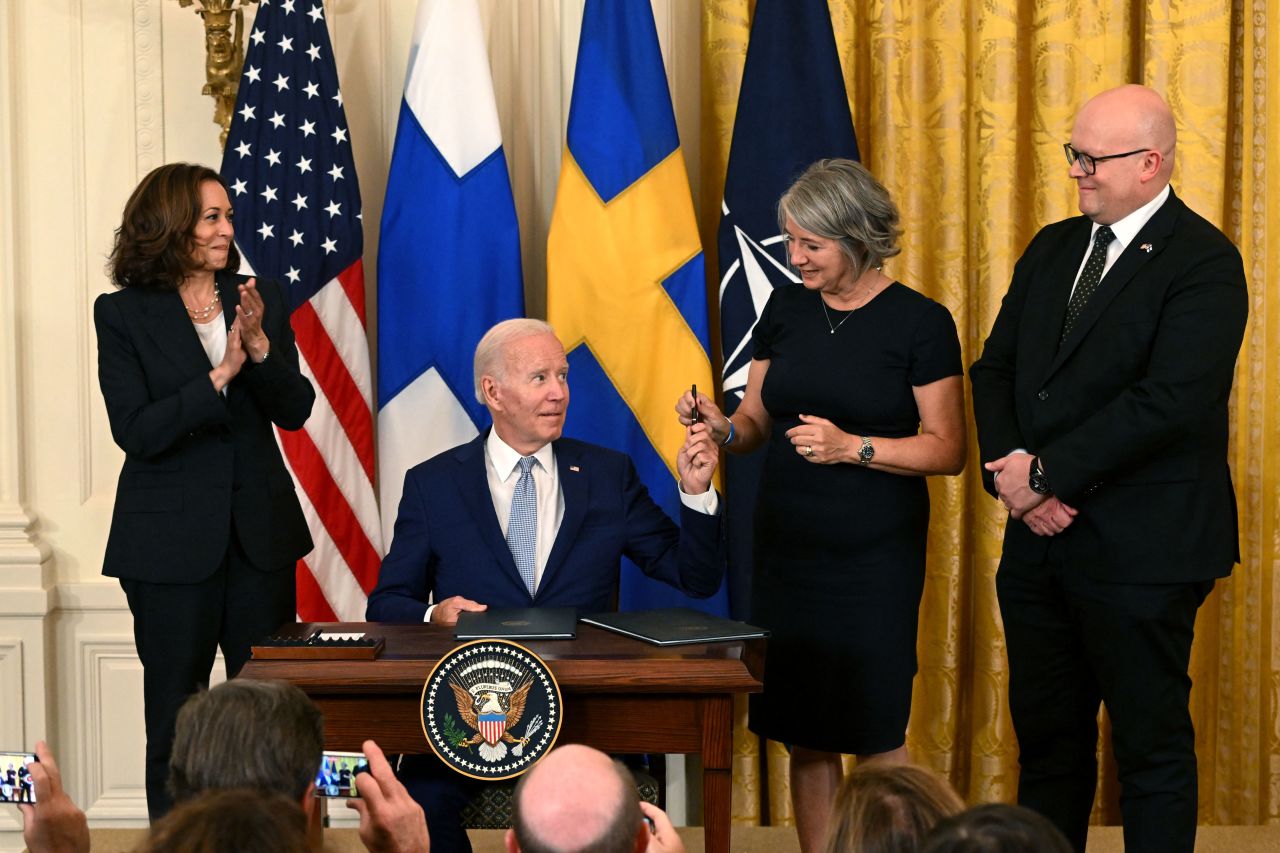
top-left (139, 288), bottom-right (214, 378)
top-left (1042, 219), bottom-right (1094, 345)
top-left (453, 433), bottom-right (526, 588)
top-left (218, 272), bottom-right (247, 404)
top-left (540, 440), bottom-right (589, 598)
top-left (1023, 220), bottom-right (1093, 386)
top-left (1048, 193), bottom-right (1182, 378)
top-left (219, 270), bottom-right (242, 330)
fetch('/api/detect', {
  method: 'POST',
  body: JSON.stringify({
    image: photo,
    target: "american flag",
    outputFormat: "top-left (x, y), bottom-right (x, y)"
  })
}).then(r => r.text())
top-left (220, 0), bottom-right (382, 621)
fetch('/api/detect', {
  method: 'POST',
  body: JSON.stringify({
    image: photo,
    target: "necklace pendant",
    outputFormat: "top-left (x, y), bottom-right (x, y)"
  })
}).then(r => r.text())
top-left (830, 328), bottom-right (835, 334)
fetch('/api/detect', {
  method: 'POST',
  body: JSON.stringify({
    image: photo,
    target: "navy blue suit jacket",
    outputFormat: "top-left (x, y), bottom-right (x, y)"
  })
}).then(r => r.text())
top-left (366, 433), bottom-right (724, 622)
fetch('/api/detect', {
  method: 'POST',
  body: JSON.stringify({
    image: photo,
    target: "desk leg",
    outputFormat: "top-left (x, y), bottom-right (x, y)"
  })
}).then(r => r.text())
top-left (309, 797), bottom-right (325, 849)
top-left (701, 695), bottom-right (733, 853)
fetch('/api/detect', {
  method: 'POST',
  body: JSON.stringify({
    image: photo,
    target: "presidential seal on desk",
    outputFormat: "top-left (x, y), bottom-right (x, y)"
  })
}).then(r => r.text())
top-left (421, 639), bottom-right (562, 780)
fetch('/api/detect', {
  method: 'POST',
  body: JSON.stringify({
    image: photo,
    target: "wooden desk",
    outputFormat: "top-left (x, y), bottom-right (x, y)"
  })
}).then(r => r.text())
top-left (241, 622), bottom-right (764, 853)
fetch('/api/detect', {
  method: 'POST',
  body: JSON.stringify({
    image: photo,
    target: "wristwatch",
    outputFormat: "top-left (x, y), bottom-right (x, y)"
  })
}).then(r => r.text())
top-left (857, 436), bottom-right (875, 466)
top-left (1028, 456), bottom-right (1052, 495)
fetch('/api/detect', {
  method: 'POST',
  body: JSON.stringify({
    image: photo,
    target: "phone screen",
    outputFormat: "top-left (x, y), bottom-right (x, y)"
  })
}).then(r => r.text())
top-left (0, 752), bottom-right (36, 804)
top-left (313, 750), bottom-right (369, 799)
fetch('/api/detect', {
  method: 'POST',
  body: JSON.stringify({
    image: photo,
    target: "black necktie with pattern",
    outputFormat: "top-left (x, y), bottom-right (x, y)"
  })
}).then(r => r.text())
top-left (1061, 225), bottom-right (1116, 342)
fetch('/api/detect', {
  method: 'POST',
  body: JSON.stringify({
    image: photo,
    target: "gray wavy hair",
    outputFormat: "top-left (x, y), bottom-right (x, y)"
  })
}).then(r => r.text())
top-left (777, 158), bottom-right (902, 281)
top-left (474, 318), bottom-right (557, 403)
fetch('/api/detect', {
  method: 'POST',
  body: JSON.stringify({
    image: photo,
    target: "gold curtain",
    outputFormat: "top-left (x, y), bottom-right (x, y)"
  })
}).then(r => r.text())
top-left (701, 0), bottom-right (1280, 827)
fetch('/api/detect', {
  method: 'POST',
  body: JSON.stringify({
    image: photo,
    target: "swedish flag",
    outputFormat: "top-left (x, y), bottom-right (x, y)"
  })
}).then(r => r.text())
top-left (547, 0), bottom-right (724, 613)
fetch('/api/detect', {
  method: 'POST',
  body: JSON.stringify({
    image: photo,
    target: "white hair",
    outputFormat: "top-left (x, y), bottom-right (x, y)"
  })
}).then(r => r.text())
top-left (473, 318), bottom-right (556, 404)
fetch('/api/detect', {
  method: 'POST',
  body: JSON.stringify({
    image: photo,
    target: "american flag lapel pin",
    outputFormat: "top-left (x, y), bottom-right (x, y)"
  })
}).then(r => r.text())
top-left (1140, 243), bottom-right (1153, 253)
top-left (569, 465), bottom-right (581, 472)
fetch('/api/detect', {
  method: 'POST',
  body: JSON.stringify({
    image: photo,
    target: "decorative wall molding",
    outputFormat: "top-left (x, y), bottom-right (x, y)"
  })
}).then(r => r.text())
top-left (74, 636), bottom-right (147, 821)
top-left (0, 0), bottom-right (50, 586)
top-left (0, 639), bottom-right (24, 749)
top-left (133, 0), bottom-right (165, 181)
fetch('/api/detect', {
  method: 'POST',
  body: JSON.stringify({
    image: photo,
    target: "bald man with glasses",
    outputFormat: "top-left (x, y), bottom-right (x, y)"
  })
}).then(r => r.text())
top-left (971, 85), bottom-right (1247, 853)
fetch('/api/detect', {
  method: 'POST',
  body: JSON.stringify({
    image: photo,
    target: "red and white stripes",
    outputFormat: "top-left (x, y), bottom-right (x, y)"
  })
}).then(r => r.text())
top-left (278, 261), bottom-right (383, 622)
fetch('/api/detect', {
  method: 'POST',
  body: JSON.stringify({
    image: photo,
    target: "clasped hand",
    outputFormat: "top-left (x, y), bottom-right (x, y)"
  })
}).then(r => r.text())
top-left (984, 452), bottom-right (1077, 535)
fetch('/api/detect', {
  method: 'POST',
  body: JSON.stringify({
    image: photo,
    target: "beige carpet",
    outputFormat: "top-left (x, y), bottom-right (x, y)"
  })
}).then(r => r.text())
top-left (77, 824), bottom-right (1280, 852)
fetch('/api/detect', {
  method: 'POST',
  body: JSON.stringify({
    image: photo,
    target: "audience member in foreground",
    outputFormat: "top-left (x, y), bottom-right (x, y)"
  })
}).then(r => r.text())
top-left (823, 762), bottom-right (965, 853)
top-left (135, 788), bottom-right (309, 853)
top-left (921, 803), bottom-right (1073, 853)
top-left (16, 741), bottom-right (90, 853)
top-left (170, 678), bottom-right (428, 852)
top-left (169, 678), bottom-right (322, 805)
top-left (506, 744), bottom-right (683, 853)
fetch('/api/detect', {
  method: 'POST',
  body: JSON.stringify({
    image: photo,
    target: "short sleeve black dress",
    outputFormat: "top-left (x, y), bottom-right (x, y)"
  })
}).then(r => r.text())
top-left (747, 282), bottom-right (962, 754)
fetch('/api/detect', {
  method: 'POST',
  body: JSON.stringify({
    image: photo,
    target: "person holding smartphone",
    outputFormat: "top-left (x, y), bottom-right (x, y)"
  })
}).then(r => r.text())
top-left (16, 742), bottom-right (90, 853)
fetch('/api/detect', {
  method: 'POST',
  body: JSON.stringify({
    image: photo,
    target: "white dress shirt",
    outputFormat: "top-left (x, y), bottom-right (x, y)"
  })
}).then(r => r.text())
top-left (1069, 184), bottom-right (1170, 299)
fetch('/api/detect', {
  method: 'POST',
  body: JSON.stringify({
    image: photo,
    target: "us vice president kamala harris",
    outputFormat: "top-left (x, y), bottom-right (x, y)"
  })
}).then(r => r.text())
top-left (95, 162), bottom-right (314, 819)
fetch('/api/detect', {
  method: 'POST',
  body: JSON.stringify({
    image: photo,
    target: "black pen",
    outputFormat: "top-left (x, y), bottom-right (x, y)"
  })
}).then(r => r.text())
top-left (690, 384), bottom-right (702, 424)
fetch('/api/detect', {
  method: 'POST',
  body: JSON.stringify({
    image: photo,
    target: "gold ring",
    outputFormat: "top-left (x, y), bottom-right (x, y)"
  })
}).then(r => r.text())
top-left (804, 445), bottom-right (814, 458)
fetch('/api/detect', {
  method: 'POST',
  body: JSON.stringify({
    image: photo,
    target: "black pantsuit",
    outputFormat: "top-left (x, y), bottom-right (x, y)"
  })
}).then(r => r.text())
top-left (95, 272), bottom-right (314, 819)
top-left (971, 189), bottom-right (1247, 853)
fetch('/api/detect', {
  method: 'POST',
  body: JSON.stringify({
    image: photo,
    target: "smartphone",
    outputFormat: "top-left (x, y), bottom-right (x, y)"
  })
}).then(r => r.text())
top-left (690, 384), bottom-right (701, 424)
top-left (313, 750), bottom-right (370, 799)
top-left (0, 751), bottom-right (37, 804)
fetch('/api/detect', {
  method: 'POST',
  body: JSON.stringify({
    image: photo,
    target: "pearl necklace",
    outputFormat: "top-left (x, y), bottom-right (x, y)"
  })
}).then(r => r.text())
top-left (184, 285), bottom-right (221, 322)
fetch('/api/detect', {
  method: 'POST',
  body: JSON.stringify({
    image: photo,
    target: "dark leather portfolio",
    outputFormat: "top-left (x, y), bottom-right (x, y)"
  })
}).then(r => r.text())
top-left (453, 607), bottom-right (578, 640)
top-left (580, 608), bottom-right (769, 646)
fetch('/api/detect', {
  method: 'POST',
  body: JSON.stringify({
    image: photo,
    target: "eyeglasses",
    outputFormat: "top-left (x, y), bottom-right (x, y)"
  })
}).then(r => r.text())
top-left (1062, 143), bottom-right (1150, 176)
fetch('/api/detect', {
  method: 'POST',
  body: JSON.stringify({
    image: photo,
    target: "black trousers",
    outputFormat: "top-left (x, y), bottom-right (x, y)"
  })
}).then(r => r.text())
top-left (121, 525), bottom-right (295, 821)
top-left (996, 545), bottom-right (1214, 853)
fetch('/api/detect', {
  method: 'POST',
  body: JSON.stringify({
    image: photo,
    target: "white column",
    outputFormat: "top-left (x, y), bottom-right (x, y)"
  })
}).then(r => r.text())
top-left (0, 3), bottom-right (55, 847)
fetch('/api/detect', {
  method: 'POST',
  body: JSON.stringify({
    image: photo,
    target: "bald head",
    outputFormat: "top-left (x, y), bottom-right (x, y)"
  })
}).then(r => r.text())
top-left (508, 745), bottom-right (644, 853)
top-left (1079, 85), bottom-right (1175, 164)
top-left (1069, 85), bottom-right (1176, 223)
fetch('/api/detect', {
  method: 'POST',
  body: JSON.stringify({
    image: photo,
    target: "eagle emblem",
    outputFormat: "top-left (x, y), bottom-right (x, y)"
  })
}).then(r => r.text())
top-left (449, 673), bottom-right (533, 762)
top-left (421, 640), bottom-right (562, 779)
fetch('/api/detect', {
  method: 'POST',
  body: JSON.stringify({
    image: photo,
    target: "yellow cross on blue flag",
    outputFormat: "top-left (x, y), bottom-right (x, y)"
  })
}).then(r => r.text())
top-left (547, 0), bottom-right (725, 613)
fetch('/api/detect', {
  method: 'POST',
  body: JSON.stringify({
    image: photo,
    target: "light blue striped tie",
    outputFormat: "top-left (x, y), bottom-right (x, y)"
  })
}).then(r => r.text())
top-left (506, 456), bottom-right (538, 596)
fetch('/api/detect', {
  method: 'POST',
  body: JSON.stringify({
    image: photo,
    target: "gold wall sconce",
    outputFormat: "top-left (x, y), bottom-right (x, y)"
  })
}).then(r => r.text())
top-left (176, 0), bottom-right (260, 149)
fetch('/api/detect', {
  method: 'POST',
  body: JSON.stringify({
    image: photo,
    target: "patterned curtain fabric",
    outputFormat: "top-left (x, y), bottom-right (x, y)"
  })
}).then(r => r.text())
top-left (702, 0), bottom-right (1280, 827)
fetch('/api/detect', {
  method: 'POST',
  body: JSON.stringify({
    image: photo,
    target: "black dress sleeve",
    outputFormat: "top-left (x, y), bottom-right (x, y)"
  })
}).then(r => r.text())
top-left (909, 299), bottom-right (963, 387)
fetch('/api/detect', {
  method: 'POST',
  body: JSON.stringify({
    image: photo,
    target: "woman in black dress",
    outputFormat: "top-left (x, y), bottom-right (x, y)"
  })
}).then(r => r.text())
top-left (96, 163), bottom-right (314, 819)
top-left (678, 159), bottom-right (965, 851)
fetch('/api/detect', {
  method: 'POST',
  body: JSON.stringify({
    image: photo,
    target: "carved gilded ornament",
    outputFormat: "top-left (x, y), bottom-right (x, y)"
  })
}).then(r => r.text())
top-left (176, 0), bottom-right (260, 149)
